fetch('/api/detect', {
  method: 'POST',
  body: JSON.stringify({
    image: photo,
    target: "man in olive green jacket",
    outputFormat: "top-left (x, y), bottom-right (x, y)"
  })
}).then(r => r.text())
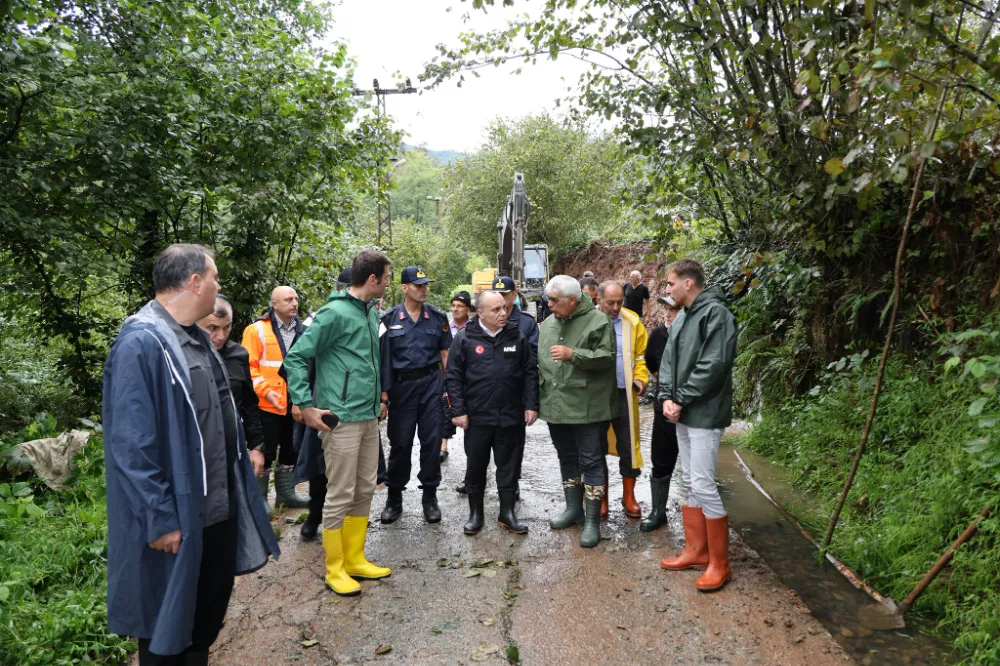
top-left (284, 250), bottom-right (392, 597)
top-left (538, 275), bottom-right (617, 548)
top-left (658, 258), bottom-right (737, 593)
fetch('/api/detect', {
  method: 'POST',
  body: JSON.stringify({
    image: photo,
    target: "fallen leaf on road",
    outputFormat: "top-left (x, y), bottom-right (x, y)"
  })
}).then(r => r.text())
top-left (436, 558), bottom-right (450, 567)
top-left (464, 570), bottom-right (482, 578)
top-left (655, 605), bottom-right (669, 613)
top-left (481, 569), bottom-right (497, 578)
top-left (514, 583), bottom-right (526, 590)
top-left (375, 644), bottom-right (392, 655)
top-left (471, 559), bottom-right (495, 568)
top-left (300, 639), bottom-right (319, 648)
top-left (478, 614), bottom-right (495, 626)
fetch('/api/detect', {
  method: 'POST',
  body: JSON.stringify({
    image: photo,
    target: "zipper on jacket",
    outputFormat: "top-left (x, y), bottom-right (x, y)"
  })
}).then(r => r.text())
top-left (342, 370), bottom-right (351, 402)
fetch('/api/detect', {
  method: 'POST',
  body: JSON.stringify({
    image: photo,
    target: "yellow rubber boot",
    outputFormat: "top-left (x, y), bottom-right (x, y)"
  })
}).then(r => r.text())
top-left (342, 516), bottom-right (391, 580)
top-left (322, 528), bottom-right (361, 596)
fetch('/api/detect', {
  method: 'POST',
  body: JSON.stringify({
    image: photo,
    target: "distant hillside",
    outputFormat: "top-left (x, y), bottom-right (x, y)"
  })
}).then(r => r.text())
top-left (401, 143), bottom-right (464, 165)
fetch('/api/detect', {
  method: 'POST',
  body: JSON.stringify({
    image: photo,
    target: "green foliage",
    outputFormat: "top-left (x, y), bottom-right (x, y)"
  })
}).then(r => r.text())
top-left (441, 114), bottom-right (629, 261)
top-left (0, 422), bottom-right (130, 666)
top-left (391, 149), bottom-right (445, 226)
top-left (383, 216), bottom-right (471, 309)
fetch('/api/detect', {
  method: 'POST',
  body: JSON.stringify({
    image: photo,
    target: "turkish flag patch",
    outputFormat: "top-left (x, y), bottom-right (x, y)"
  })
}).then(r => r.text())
top-left (475, 345), bottom-right (485, 355)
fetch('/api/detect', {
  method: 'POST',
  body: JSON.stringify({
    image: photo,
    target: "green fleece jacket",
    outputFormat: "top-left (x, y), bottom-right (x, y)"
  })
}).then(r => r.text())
top-left (284, 289), bottom-right (381, 422)
top-left (658, 286), bottom-right (738, 429)
top-left (538, 296), bottom-right (618, 424)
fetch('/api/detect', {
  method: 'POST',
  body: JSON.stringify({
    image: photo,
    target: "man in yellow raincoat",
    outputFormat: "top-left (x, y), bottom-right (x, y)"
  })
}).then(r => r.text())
top-left (598, 281), bottom-right (649, 520)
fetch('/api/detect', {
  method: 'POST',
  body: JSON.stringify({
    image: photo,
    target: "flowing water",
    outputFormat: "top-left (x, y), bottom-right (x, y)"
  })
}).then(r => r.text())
top-left (715, 442), bottom-right (956, 665)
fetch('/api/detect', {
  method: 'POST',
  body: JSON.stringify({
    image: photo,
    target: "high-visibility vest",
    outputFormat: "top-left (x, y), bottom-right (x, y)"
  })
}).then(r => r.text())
top-left (241, 314), bottom-right (288, 415)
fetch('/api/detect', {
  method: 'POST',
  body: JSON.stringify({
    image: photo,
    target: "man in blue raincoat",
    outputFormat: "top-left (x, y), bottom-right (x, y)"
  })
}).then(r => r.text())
top-left (103, 244), bottom-right (280, 664)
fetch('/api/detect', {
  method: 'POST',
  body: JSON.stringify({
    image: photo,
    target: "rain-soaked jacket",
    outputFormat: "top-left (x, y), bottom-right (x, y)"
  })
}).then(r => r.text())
top-left (102, 301), bottom-right (280, 655)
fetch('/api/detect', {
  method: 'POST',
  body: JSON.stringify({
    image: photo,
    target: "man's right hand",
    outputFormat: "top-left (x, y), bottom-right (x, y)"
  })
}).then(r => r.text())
top-left (452, 415), bottom-right (469, 429)
top-left (300, 406), bottom-right (334, 431)
top-left (149, 530), bottom-right (182, 554)
top-left (265, 390), bottom-right (284, 411)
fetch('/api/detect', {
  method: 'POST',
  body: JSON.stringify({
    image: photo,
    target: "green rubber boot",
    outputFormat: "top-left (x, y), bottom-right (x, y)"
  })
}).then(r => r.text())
top-left (257, 470), bottom-right (274, 517)
top-left (549, 480), bottom-right (584, 530)
top-left (273, 464), bottom-right (309, 509)
top-left (640, 476), bottom-right (671, 533)
top-left (580, 491), bottom-right (603, 549)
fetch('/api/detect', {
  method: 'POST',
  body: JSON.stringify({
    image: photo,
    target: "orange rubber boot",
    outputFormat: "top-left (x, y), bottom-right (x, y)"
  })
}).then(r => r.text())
top-left (622, 477), bottom-right (641, 518)
top-left (600, 478), bottom-right (609, 520)
top-left (696, 516), bottom-right (731, 591)
top-left (660, 505), bottom-right (709, 571)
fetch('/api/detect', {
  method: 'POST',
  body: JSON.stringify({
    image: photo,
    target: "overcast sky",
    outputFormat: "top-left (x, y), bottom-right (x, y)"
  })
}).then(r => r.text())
top-left (322, 0), bottom-right (591, 153)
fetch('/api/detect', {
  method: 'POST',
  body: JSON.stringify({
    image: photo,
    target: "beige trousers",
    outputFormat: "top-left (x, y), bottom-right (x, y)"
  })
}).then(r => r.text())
top-left (320, 419), bottom-right (380, 530)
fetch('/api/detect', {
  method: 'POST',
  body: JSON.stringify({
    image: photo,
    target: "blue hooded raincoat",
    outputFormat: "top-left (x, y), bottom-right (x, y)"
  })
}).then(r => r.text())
top-left (102, 302), bottom-right (280, 656)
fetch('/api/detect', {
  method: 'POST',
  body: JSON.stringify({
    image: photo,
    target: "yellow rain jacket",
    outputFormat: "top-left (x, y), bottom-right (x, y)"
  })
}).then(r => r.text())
top-left (607, 307), bottom-right (649, 469)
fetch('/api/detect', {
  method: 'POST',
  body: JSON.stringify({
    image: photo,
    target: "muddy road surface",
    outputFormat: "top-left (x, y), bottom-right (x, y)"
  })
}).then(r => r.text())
top-left (210, 418), bottom-right (851, 665)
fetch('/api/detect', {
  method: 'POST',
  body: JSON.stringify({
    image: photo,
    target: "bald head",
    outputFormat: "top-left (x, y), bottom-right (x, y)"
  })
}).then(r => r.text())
top-left (598, 281), bottom-right (624, 319)
top-left (270, 286), bottom-right (298, 323)
top-left (477, 291), bottom-right (507, 332)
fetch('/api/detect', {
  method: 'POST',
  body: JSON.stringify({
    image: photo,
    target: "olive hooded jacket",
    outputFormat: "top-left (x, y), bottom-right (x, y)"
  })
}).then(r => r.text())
top-left (538, 295), bottom-right (618, 424)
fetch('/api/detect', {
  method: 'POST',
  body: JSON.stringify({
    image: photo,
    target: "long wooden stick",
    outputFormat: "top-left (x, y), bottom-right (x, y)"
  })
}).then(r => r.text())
top-left (822, 89), bottom-right (949, 551)
top-left (895, 505), bottom-right (993, 616)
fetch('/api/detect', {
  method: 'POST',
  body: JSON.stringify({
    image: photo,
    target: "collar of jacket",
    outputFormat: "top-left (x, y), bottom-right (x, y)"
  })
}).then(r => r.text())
top-left (685, 286), bottom-right (725, 315)
top-left (117, 301), bottom-right (193, 389)
top-left (465, 317), bottom-right (516, 340)
top-left (257, 307), bottom-right (302, 330)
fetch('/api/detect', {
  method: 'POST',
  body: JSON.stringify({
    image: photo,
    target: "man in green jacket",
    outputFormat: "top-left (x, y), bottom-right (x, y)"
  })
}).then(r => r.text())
top-left (538, 275), bottom-right (618, 548)
top-left (284, 250), bottom-right (392, 597)
top-left (658, 258), bottom-right (738, 593)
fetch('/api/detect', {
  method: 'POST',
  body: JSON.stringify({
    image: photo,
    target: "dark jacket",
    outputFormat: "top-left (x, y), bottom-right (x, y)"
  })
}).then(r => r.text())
top-left (220, 339), bottom-right (264, 452)
top-left (102, 302), bottom-right (279, 656)
top-left (658, 287), bottom-right (737, 429)
top-left (446, 319), bottom-right (539, 428)
top-left (510, 309), bottom-right (540, 361)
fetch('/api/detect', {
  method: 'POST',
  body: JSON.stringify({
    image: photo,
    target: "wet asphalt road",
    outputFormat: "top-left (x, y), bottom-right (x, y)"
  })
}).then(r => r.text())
top-left (209, 413), bottom-right (852, 665)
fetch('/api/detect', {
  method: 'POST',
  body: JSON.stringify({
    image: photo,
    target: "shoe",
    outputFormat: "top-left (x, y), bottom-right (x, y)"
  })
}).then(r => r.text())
top-left (600, 478), bottom-right (609, 520)
top-left (660, 505), bottom-right (709, 571)
top-left (300, 512), bottom-right (321, 541)
top-left (178, 651), bottom-right (209, 666)
top-left (456, 481), bottom-right (468, 494)
top-left (440, 449), bottom-right (449, 462)
top-left (321, 528), bottom-right (361, 596)
top-left (549, 480), bottom-right (584, 529)
top-left (422, 488), bottom-right (442, 523)
top-left (342, 516), bottom-right (391, 579)
top-left (622, 476), bottom-right (641, 518)
top-left (640, 476), bottom-right (670, 532)
top-left (580, 492), bottom-right (602, 548)
top-left (696, 516), bottom-right (731, 592)
top-left (497, 489), bottom-right (528, 534)
top-left (257, 470), bottom-right (274, 517)
top-left (380, 488), bottom-right (403, 524)
top-left (273, 465), bottom-right (310, 508)
top-left (464, 491), bottom-right (484, 535)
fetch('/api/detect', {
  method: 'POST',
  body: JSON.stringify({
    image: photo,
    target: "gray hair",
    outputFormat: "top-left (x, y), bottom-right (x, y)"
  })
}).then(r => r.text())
top-left (153, 243), bottom-right (213, 294)
top-left (545, 275), bottom-right (582, 300)
top-left (597, 280), bottom-right (623, 298)
top-left (630, 270), bottom-right (642, 279)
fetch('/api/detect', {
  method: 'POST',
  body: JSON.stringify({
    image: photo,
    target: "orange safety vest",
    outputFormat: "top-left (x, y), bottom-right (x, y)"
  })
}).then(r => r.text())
top-left (241, 314), bottom-right (289, 415)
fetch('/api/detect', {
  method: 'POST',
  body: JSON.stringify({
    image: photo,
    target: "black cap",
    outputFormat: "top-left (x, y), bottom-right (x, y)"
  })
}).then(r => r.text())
top-left (492, 276), bottom-right (516, 293)
top-left (400, 266), bottom-right (432, 285)
top-left (337, 267), bottom-right (352, 284)
top-left (451, 291), bottom-right (472, 308)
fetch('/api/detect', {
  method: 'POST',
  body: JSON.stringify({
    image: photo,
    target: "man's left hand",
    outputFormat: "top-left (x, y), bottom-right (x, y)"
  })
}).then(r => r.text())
top-left (249, 449), bottom-right (265, 477)
top-left (291, 404), bottom-right (303, 424)
top-left (550, 345), bottom-right (573, 361)
top-left (525, 410), bottom-right (538, 426)
top-left (633, 379), bottom-right (646, 396)
top-left (663, 400), bottom-right (682, 423)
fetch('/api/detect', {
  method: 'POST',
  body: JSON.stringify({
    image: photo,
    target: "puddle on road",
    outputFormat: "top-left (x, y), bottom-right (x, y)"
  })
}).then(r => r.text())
top-left (716, 444), bottom-right (956, 665)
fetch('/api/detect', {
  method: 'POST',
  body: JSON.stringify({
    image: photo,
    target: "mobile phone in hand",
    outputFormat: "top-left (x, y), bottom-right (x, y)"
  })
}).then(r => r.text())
top-left (321, 413), bottom-right (340, 430)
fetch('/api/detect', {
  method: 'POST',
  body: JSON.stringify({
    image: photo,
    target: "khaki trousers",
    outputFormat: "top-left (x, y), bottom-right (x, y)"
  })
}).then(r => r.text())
top-left (319, 419), bottom-right (380, 530)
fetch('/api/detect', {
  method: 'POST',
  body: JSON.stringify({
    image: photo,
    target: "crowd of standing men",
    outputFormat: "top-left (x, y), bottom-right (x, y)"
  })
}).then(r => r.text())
top-left (101, 244), bottom-right (737, 664)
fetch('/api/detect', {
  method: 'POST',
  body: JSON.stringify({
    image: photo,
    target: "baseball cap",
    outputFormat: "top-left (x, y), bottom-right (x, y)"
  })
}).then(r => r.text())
top-left (582, 270), bottom-right (595, 278)
top-left (451, 291), bottom-right (472, 308)
top-left (492, 276), bottom-right (516, 293)
top-left (657, 295), bottom-right (677, 307)
top-left (401, 266), bottom-right (432, 285)
top-left (337, 267), bottom-right (352, 284)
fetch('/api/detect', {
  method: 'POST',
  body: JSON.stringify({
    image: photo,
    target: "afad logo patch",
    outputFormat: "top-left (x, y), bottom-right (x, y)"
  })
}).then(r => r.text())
top-left (416, 268), bottom-right (427, 278)
top-left (475, 345), bottom-right (485, 355)
top-left (494, 279), bottom-right (505, 289)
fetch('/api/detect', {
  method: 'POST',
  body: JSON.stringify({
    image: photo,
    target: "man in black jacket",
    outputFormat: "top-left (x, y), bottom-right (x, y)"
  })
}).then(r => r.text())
top-left (446, 291), bottom-right (539, 536)
top-left (199, 294), bottom-right (266, 476)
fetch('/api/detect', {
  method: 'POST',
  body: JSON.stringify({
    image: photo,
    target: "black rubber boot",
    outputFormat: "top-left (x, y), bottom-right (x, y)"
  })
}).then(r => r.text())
top-left (301, 475), bottom-right (327, 541)
top-left (257, 469), bottom-right (274, 518)
top-left (497, 489), bottom-right (528, 534)
top-left (422, 487), bottom-right (442, 523)
top-left (380, 488), bottom-right (403, 524)
top-left (178, 650), bottom-right (209, 666)
top-left (580, 495), bottom-right (603, 548)
top-left (464, 491), bottom-right (484, 535)
top-left (549, 481), bottom-right (585, 530)
top-left (640, 476), bottom-right (671, 533)
top-left (456, 480), bottom-right (468, 494)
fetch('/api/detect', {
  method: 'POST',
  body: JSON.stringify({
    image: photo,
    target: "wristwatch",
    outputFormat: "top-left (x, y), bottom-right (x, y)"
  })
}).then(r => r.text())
top-left (380, 398), bottom-right (390, 405)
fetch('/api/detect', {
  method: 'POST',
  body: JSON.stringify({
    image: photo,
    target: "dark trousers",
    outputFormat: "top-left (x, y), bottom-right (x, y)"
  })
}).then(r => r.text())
top-left (548, 422), bottom-right (606, 487)
top-left (260, 410), bottom-right (297, 467)
top-left (137, 518), bottom-right (238, 665)
top-left (308, 474), bottom-right (328, 518)
top-left (651, 401), bottom-right (680, 479)
top-left (464, 424), bottom-right (520, 494)
top-left (386, 372), bottom-right (444, 490)
top-left (601, 389), bottom-right (639, 479)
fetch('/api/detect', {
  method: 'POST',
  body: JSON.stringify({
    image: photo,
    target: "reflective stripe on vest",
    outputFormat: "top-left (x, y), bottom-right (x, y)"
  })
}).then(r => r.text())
top-left (255, 321), bottom-right (283, 367)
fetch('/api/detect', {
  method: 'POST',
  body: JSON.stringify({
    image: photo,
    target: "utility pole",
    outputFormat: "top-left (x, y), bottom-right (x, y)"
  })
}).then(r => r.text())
top-left (425, 195), bottom-right (442, 222)
top-left (353, 78), bottom-right (417, 248)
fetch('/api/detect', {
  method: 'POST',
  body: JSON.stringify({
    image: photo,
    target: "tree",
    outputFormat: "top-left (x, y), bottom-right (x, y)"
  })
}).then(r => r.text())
top-left (442, 114), bottom-right (627, 261)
